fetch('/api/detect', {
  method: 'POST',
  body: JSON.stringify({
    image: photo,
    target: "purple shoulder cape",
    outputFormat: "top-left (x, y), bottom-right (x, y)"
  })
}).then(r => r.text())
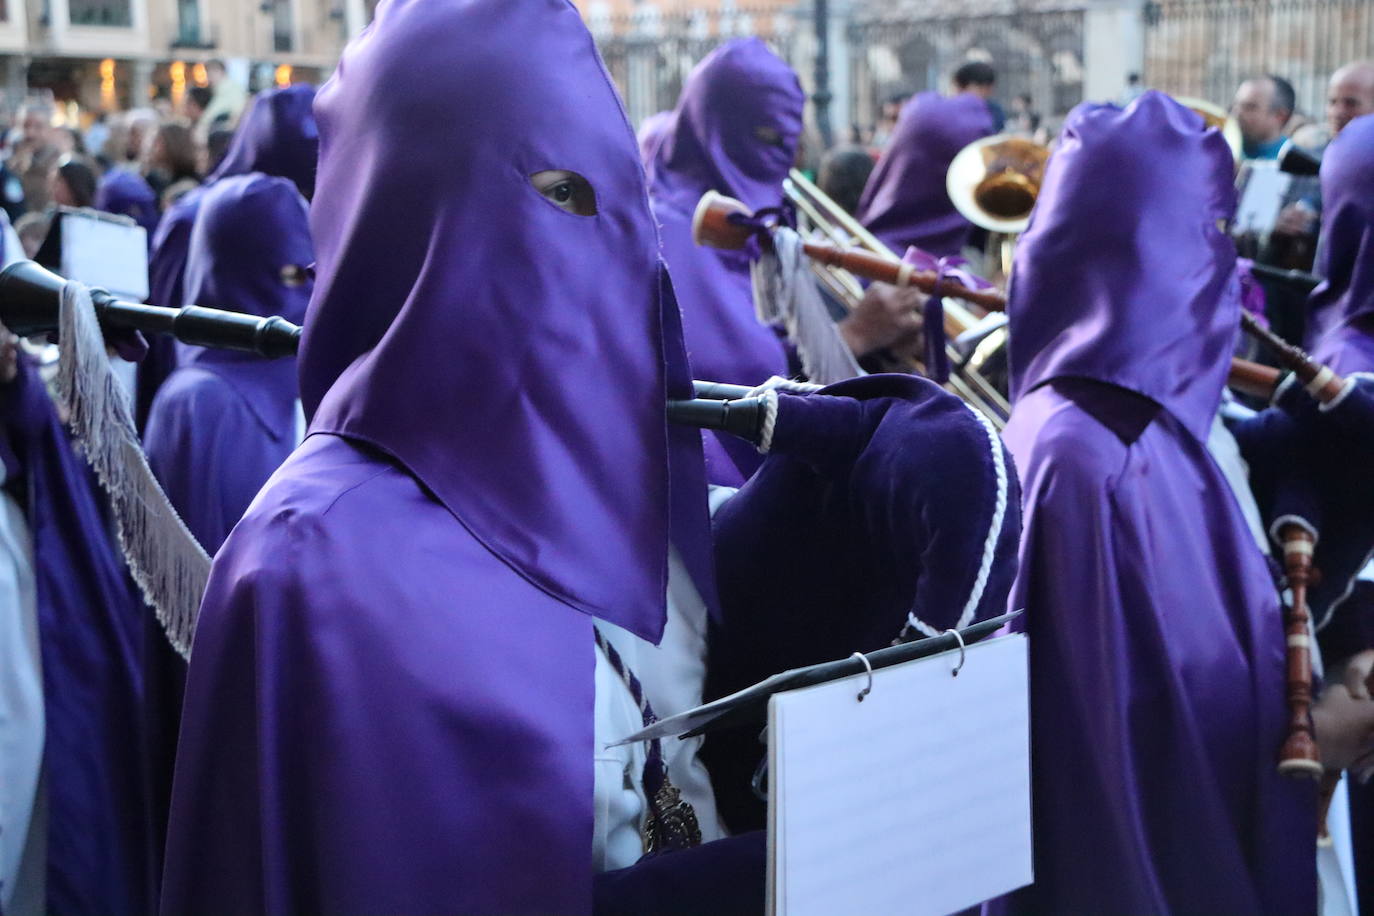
top-left (856, 92), bottom-right (994, 258)
top-left (2, 360), bottom-right (152, 915)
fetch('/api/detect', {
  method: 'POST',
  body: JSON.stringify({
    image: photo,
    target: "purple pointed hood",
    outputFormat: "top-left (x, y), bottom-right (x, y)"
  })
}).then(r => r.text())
top-left (856, 92), bottom-right (994, 258)
top-left (647, 38), bottom-right (804, 214)
top-left (1306, 113), bottom-right (1374, 363)
top-left (181, 173), bottom-right (311, 356)
top-left (208, 84), bottom-right (319, 198)
top-left (179, 172), bottom-right (311, 432)
top-left (1007, 91), bottom-right (1239, 442)
top-left (300, 0), bottom-right (714, 643)
top-left (95, 168), bottom-right (160, 236)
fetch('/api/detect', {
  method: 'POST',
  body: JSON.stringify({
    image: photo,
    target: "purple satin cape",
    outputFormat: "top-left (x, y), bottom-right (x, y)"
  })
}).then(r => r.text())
top-left (702, 373), bottom-right (1021, 832)
top-left (855, 92), bottom-right (993, 258)
top-left (94, 168), bottom-right (160, 238)
top-left (1306, 113), bottom-right (1374, 368)
top-left (161, 1), bottom-right (717, 912)
top-left (2, 360), bottom-right (152, 915)
top-left (647, 39), bottom-right (802, 481)
top-left (140, 84), bottom-right (318, 428)
top-left (997, 92), bottom-right (1314, 914)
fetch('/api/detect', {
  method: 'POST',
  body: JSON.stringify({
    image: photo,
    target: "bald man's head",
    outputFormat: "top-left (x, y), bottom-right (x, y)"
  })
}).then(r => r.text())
top-left (1329, 62), bottom-right (1374, 136)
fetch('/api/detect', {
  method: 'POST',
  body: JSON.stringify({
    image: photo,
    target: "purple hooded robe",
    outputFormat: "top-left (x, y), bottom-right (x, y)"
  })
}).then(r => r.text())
top-left (139, 84), bottom-right (318, 431)
top-left (855, 92), bottom-right (994, 259)
top-left (647, 38), bottom-right (801, 390)
top-left (647, 39), bottom-right (804, 482)
top-left (997, 92), bottom-right (1314, 915)
top-left (159, 1), bottom-right (728, 912)
top-left (140, 172), bottom-right (311, 901)
top-left (143, 173), bottom-right (311, 554)
top-left (2, 359), bottom-right (152, 915)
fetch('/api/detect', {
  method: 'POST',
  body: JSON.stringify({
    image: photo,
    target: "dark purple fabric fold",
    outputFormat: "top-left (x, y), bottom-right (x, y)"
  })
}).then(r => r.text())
top-left (2, 359), bottom-right (152, 916)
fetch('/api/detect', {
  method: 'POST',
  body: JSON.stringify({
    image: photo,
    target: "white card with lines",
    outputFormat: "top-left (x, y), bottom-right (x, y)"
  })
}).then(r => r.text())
top-left (767, 634), bottom-right (1032, 916)
top-left (61, 212), bottom-right (149, 302)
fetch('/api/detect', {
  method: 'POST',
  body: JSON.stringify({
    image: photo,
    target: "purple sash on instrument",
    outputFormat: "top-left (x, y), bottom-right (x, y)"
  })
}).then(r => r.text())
top-left (900, 246), bottom-right (994, 383)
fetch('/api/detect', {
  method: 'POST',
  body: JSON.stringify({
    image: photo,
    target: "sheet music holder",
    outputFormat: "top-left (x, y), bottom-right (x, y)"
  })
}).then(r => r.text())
top-left (767, 634), bottom-right (1032, 915)
top-left (36, 206), bottom-right (149, 302)
top-left (612, 610), bottom-right (1020, 746)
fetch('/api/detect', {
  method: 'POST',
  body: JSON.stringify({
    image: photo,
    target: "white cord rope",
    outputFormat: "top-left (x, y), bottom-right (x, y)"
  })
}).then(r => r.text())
top-left (905, 402), bottom-right (1010, 637)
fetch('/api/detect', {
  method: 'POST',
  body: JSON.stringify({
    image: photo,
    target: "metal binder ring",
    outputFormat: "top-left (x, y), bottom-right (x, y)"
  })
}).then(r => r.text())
top-left (850, 651), bottom-right (874, 702)
top-left (944, 628), bottom-right (967, 677)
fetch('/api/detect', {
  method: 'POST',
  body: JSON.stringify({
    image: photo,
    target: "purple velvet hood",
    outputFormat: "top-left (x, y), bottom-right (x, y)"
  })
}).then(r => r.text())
top-left (856, 92), bottom-right (994, 258)
top-left (1008, 91), bottom-right (1240, 441)
top-left (1306, 113), bottom-right (1374, 370)
top-left (300, 0), bottom-right (714, 642)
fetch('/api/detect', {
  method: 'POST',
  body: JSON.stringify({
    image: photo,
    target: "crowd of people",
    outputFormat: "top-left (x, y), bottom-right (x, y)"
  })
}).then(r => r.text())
top-left (0, 59), bottom-right (249, 264)
top-left (4, 0), bottom-right (1374, 913)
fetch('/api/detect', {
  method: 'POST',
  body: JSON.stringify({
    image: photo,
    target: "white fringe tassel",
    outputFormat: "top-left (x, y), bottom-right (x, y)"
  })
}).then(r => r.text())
top-left (751, 227), bottom-right (866, 387)
top-left (56, 282), bottom-right (210, 659)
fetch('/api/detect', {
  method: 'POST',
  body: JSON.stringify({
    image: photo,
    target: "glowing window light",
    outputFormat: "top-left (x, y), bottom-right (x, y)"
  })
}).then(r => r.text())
top-left (274, 64), bottom-right (292, 87)
top-left (99, 58), bottom-right (117, 109)
top-left (170, 60), bottom-right (187, 105)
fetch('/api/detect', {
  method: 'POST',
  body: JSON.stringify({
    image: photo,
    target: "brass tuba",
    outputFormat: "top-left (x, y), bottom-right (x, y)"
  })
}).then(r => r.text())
top-left (946, 134), bottom-right (1051, 235)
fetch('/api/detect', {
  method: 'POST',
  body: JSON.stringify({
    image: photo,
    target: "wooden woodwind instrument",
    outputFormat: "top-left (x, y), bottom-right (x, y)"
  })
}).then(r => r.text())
top-left (1226, 358), bottom-right (1283, 401)
top-left (692, 191), bottom-right (1009, 312)
top-left (694, 193), bottom-right (1303, 406)
top-left (1278, 523), bottom-right (1324, 779)
top-left (1240, 311), bottom-right (1348, 404)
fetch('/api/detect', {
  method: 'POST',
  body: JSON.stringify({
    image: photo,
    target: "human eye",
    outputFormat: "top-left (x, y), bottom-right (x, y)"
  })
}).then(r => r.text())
top-left (530, 169), bottom-right (598, 216)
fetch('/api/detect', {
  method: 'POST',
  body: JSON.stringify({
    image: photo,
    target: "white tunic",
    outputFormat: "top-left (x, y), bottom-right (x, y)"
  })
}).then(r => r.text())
top-left (592, 487), bottom-right (735, 871)
top-left (0, 465), bottom-right (46, 916)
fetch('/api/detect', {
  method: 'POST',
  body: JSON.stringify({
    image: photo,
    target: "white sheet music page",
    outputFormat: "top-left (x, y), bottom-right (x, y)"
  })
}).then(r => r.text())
top-left (767, 633), bottom-right (1031, 916)
top-left (60, 213), bottom-right (149, 302)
